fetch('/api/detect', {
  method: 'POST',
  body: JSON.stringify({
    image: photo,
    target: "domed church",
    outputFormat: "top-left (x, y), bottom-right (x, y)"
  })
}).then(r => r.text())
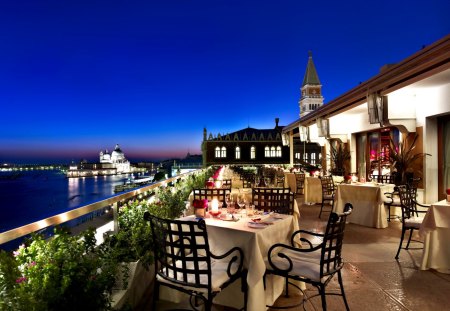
top-left (99, 144), bottom-right (130, 173)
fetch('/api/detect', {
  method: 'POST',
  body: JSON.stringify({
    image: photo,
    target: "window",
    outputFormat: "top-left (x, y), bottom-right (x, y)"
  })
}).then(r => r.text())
top-left (215, 146), bottom-right (226, 158)
top-left (265, 146), bottom-right (270, 157)
top-left (235, 146), bottom-right (241, 159)
top-left (276, 146), bottom-right (282, 157)
top-left (270, 146), bottom-right (276, 157)
top-left (295, 152), bottom-right (300, 159)
top-left (250, 146), bottom-right (256, 159)
top-left (311, 153), bottom-right (316, 165)
top-left (303, 153), bottom-right (308, 161)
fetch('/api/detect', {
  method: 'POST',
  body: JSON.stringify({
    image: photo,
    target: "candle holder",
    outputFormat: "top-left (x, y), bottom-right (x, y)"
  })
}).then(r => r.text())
top-left (209, 210), bottom-right (222, 217)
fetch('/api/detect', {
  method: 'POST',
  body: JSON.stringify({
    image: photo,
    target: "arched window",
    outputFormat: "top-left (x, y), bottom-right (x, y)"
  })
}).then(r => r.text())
top-left (276, 146), bottom-right (282, 157)
top-left (215, 146), bottom-right (221, 158)
top-left (250, 146), bottom-right (256, 159)
top-left (265, 146), bottom-right (270, 157)
top-left (270, 146), bottom-right (276, 157)
top-left (235, 146), bottom-right (241, 159)
top-left (311, 153), bottom-right (316, 164)
top-left (221, 146), bottom-right (227, 158)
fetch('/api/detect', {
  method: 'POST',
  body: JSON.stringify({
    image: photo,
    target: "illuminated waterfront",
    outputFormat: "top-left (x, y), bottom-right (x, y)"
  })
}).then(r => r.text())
top-left (0, 170), bottom-right (136, 233)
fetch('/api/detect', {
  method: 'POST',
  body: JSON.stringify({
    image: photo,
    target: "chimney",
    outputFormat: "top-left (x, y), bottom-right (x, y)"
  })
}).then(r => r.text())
top-left (275, 118), bottom-right (279, 128)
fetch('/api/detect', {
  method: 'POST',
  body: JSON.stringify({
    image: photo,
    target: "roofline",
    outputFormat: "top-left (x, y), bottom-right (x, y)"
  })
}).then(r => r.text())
top-left (283, 34), bottom-right (450, 133)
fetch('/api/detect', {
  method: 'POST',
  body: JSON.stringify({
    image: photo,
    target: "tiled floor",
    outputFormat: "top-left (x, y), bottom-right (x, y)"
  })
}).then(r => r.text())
top-left (155, 198), bottom-right (450, 310)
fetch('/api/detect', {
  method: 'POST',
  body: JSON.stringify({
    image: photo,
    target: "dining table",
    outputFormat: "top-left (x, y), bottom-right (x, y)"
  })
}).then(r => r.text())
top-left (161, 211), bottom-right (300, 310)
top-left (419, 200), bottom-right (450, 274)
top-left (304, 176), bottom-right (322, 204)
top-left (334, 182), bottom-right (394, 228)
top-left (189, 187), bottom-right (300, 221)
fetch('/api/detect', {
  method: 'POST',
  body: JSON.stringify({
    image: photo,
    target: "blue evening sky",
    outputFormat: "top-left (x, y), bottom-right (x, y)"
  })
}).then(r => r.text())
top-left (0, 0), bottom-right (449, 164)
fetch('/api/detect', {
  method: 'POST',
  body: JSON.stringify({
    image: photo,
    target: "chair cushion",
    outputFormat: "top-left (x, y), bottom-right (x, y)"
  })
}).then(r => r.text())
top-left (157, 256), bottom-right (240, 293)
top-left (384, 198), bottom-right (401, 206)
top-left (404, 217), bottom-right (424, 228)
top-left (267, 250), bottom-right (322, 282)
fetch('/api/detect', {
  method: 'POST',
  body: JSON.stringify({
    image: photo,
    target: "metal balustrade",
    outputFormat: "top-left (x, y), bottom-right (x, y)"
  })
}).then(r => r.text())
top-left (0, 169), bottom-right (203, 246)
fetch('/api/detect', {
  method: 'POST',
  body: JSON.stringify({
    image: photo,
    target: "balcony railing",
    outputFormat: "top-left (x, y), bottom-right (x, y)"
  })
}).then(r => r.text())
top-left (0, 169), bottom-right (203, 247)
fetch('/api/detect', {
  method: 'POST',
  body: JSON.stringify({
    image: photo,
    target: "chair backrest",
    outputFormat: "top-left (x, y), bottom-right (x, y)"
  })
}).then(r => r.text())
top-left (320, 175), bottom-right (335, 195)
top-left (221, 179), bottom-right (232, 189)
top-left (294, 173), bottom-right (305, 189)
top-left (320, 203), bottom-right (353, 277)
top-left (144, 213), bottom-right (212, 291)
top-left (397, 185), bottom-right (417, 219)
top-left (380, 175), bottom-right (394, 184)
top-left (240, 172), bottom-right (255, 188)
top-left (275, 175), bottom-right (285, 187)
top-left (193, 188), bottom-right (230, 204)
top-left (252, 187), bottom-right (294, 214)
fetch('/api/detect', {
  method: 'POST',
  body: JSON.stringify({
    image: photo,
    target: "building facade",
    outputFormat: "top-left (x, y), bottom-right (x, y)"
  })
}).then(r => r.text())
top-left (202, 118), bottom-right (290, 167)
top-left (283, 34), bottom-right (450, 202)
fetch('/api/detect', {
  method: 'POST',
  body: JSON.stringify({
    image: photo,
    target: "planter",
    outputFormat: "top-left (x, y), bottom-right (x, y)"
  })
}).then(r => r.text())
top-left (111, 260), bottom-right (155, 310)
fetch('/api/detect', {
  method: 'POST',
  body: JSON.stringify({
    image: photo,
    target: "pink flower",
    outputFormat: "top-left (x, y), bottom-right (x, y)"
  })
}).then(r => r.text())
top-left (16, 276), bottom-right (27, 284)
top-left (29, 261), bottom-right (36, 268)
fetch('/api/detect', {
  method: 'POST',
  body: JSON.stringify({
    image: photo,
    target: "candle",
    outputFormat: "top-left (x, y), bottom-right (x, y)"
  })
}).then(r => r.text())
top-left (211, 199), bottom-right (219, 213)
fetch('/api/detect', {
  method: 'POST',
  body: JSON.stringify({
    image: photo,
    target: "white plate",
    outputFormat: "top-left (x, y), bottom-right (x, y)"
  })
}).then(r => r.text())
top-left (247, 221), bottom-right (269, 229)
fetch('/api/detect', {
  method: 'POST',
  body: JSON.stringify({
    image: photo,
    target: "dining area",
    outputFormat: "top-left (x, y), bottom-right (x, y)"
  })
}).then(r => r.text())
top-left (142, 166), bottom-right (450, 311)
top-left (145, 165), bottom-right (356, 310)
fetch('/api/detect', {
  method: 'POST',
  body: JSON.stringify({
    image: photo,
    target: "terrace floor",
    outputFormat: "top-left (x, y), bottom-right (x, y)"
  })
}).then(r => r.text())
top-left (153, 197), bottom-right (450, 310)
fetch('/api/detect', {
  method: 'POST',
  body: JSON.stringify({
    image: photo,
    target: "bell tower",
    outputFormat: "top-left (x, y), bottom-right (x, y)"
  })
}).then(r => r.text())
top-left (299, 51), bottom-right (324, 118)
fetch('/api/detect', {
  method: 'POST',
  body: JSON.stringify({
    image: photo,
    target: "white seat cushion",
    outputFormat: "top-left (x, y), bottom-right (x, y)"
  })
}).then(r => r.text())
top-left (405, 217), bottom-right (424, 229)
top-left (266, 248), bottom-right (340, 282)
top-left (157, 256), bottom-right (240, 293)
top-left (267, 250), bottom-right (321, 282)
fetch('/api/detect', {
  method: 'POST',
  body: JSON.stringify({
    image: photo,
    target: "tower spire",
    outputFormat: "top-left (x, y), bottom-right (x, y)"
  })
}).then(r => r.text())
top-left (299, 51), bottom-right (324, 118)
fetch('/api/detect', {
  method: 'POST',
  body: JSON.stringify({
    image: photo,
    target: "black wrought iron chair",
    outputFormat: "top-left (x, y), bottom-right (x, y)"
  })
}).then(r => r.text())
top-left (265, 203), bottom-right (353, 310)
top-left (275, 174), bottom-right (285, 188)
top-left (220, 179), bottom-right (232, 189)
top-left (394, 185), bottom-right (430, 259)
top-left (319, 175), bottom-right (335, 218)
top-left (384, 186), bottom-right (401, 222)
top-left (144, 213), bottom-right (248, 310)
top-left (193, 188), bottom-right (230, 204)
top-left (252, 187), bottom-right (294, 215)
top-left (294, 173), bottom-right (305, 196)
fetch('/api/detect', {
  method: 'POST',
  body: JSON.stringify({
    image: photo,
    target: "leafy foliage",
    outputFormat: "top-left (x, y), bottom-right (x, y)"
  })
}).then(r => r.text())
top-left (330, 143), bottom-right (351, 176)
top-left (0, 228), bottom-right (117, 311)
top-left (389, 134), bottom-right (430, 185)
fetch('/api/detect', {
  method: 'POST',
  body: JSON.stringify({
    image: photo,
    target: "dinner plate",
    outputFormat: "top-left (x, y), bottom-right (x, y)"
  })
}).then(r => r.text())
top-left (247, 221), bottom-right (269, 229)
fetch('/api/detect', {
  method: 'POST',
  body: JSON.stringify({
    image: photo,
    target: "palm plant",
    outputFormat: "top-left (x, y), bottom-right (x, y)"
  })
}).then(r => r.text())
top-left (389, 134), bottom-right (430, 185)
top-left (330, 143), bottom-right (351, 176)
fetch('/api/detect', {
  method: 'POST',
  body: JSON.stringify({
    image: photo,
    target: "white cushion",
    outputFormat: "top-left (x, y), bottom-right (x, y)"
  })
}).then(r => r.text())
top-left (157, 256), bottom-right (240, 293)
top-left (266, 248), bottom-right (339, 282)
top-left (405, 217), bottom-right (424, 228)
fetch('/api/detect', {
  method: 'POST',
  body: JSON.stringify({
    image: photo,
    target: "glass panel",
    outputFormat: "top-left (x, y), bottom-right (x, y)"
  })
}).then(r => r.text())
top-left (444, 121), bottom-right (450, 191)
top-left (368, 132), bottom-right (379, 176)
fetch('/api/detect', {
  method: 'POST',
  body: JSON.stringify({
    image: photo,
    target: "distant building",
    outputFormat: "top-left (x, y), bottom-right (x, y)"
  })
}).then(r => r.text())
top-left (66, 144), bottom-right (138, 177)
top-left (202, 118), bottom-right (291, 167)
top-left (99, 144), bottom-right (130, 174)
top-left (299, 51), bottom-right (324, 118)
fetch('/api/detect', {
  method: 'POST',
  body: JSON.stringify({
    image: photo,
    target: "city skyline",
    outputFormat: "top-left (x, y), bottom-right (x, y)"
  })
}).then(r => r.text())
top-left (1, 1), bottom-right (449, 164)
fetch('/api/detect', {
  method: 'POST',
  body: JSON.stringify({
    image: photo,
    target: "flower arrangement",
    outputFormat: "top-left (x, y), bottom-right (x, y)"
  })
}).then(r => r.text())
top-left (193, 199), bottom-right (208, 218)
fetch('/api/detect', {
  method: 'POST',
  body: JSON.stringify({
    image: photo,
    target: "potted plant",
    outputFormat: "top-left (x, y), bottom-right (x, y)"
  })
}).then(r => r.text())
top-left (330, 143), bottom-right (351, 176)
top-left (389, 133), bottom-right (430, 185)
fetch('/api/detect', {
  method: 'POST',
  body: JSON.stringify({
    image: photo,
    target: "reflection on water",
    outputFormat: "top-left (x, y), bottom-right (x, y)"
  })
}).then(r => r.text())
top-left (0, 170), bottom-right (134, 233)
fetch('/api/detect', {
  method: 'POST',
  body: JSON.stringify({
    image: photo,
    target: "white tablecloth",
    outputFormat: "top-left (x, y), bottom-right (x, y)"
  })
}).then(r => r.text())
top-left (419, 200), bottom-right (450, 274)
top-left (172, 213), bottom-right (299, 310)
top-left (284, 172), bottom-right (297, 193)
top-left (305, 177), bottom-right (322, 204)
top-left (334, 183), bottom-right (394, 228)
